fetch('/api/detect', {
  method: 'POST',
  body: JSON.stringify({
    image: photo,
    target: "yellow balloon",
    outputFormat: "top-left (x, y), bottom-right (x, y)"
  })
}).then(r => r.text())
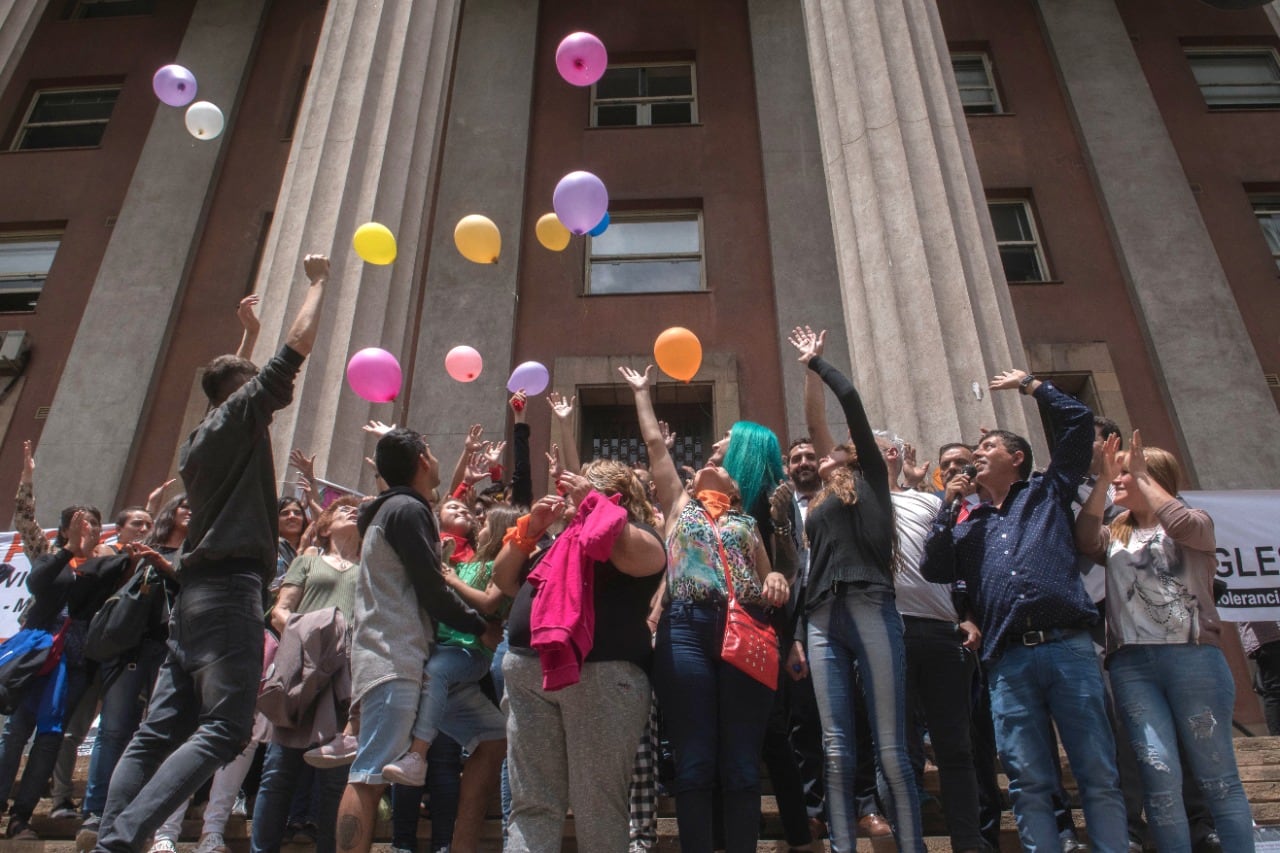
top-left (353, 222), bottom-right (397, 265)
top-left (535, 212), bottom-right (571, 252)
top-left (654, 326), bottom-right (702, 382)
top-left (454, 214), bottom-right (501, 264)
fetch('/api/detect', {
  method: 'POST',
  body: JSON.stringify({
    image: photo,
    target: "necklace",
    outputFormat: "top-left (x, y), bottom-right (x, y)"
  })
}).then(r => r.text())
top-left (1132, 525), bottom-right (1161, 544)
top-left (325, 552), bottom-right (356, 571)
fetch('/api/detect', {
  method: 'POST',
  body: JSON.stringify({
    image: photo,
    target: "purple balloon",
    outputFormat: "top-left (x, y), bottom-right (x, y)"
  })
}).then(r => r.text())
top-left (153, 64), bottom-right (197, 107)
top-left (555, 32), bottom-right (608, 87)
top-left (553, 171), bottom-right (609, 236)
top-left (506, 361), bottom-right (550, 396)
top-left (347, 347), bottom-right (402, 403)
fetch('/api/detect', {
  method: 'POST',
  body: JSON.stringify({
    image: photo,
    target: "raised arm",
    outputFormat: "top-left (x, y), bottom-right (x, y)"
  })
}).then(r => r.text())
top-left (1125, 430), bottom-right (1215, 553)
top-left (235, 294), bottom-right (260, 360)
top-left (284, 254), bottom-right (329, 357)
top-left (790, 327), bottom-right (836, 457)
top-left (548, 392), bottom-right (581, 474)
top-left (449, 424), bottom-right (486, 496)
top-left (509, 392), bottom-right (533, 507)
top-left (990, 368), bottom-right (1093, 485)
top-left (14, 440), bottom-right (48, 560)
top-left (618, 365), bottom-right (688, 524)
top-left (1075, 433), bottom-right (1119, 563)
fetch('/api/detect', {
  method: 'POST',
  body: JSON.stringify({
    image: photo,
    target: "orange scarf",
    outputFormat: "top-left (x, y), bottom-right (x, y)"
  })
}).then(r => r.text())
top-left (697, 490), bottom-right (731, 520)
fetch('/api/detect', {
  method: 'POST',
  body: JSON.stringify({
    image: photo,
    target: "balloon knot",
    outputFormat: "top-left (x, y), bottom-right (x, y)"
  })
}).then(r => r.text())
top-left (574, 59), bottom-right (585, 69)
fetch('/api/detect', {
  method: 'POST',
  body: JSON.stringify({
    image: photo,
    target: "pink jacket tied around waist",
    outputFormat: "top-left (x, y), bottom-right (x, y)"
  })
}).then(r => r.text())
top-left (527, 490), bottom-right (629, 690)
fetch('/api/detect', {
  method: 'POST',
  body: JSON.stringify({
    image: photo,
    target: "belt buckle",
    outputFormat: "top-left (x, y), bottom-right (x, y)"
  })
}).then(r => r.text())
top-left (1022, 630), bottom-right (1047, 647)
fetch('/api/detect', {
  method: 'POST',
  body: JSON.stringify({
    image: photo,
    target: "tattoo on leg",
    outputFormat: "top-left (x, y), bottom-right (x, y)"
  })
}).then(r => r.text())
top-left (337, 814), bottom-right (362, 850)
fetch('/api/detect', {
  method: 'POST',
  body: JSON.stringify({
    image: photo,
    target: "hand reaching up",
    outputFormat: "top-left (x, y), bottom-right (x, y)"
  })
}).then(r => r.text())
top-left (618, 364), bottom-right (654, 391)
top-left (787, 326), bottom-right (826, 364)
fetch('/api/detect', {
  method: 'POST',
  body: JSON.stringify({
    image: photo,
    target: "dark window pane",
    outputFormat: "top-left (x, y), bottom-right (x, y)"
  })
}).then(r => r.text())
top-left (596, 68), bottom-right (642, 100)
top-left (589, 259), bottom-right (702, 294)
top-left (0, 279), bottom-right (43, 312)
top-left (18, 122), bottom-right (108, 149)
top-left (999, 246), bottom-right (1044, 282)
top-left (989, 204), bottom-right (1032, 242)
top-left (595, 105), bottom-right (638, 127)
top-left (28, 89), bottom-right (118, 124)
top-left (650, 102), bottom-right (693, 125)
top-left (645, 66), bottom-right (693, 98)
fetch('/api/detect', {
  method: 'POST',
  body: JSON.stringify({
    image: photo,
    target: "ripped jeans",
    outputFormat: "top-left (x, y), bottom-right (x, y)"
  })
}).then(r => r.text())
top-left (1109, 644), bottom-right (1255, 853)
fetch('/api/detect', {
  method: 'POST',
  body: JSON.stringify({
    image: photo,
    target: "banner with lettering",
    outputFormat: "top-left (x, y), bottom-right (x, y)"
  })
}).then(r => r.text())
top-left (1183, 490), bottom-right (1280, 621)
top-left (0, 525), bottom-right (117, 641)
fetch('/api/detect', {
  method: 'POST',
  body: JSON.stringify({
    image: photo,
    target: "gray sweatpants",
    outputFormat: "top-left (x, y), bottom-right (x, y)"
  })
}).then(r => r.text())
top-left (503, 653), bottom-right (651, 853)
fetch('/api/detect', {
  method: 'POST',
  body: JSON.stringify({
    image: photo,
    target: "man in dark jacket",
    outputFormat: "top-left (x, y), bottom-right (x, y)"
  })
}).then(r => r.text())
top-left (90, 254), bottom-right (331, 853)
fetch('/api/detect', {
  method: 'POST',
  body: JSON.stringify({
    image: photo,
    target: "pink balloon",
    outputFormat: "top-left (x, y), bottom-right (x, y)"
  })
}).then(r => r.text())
top-left (555, 32), bottom-right (608, 87)
top-left (506, 361), bottom-right (549, 396)
top-left (346, 348), bottom-right (402, 402)
top-left (553, 171), bottom-right (609, 235)
top-left (445, 345), bottom-right (484, 382)
top-left (153, 64), bottom-right (197, 107)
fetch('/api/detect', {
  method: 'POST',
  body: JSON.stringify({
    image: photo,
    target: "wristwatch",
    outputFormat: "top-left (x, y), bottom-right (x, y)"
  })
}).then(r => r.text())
top-left (1019, 373), bottom-right (1037, 394)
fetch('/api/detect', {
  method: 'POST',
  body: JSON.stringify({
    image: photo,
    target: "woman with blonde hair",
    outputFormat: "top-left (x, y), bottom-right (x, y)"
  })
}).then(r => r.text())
top-left (1077, 431), bottom-right (1254, 853)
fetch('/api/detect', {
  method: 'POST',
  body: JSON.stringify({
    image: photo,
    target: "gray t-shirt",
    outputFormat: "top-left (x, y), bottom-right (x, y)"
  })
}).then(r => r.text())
top-left (890, 490), bottom-right (957, 622)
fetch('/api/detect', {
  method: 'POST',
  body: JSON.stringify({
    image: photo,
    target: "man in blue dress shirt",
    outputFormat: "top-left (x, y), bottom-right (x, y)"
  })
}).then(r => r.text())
top-left (923, 369), bottom-right (1127, 852)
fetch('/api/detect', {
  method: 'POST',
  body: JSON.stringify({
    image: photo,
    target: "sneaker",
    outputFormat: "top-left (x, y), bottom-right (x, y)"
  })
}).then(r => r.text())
top-left (383, 750), bottom-right (427, 787)
top-left (232, 792), bottom-right (248, 818)
top-left (304, 733), bottom-right (360, 768)
top-left (50, 799), bottom-right (80, 820)
top-left (5, 817), bottom-right (38, 840)
top-left (148, 838), bottom-right (179, 853)
top-left (194, 831), bottom-right (228, 853)
top-left (1059, 828), bottom-right (1087, 853)
top-left (76, 815), bottom-right (101, 852)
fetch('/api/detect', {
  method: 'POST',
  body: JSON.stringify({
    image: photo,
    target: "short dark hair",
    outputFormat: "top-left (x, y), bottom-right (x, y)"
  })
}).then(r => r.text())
top-left (787, 437), bottom-right (814, 453)
top-left (114, 506), bottom-right (149, 528)
top-left (201, 355), bottom-right (258, 405)
top-left (937, 442), bottom-right (972, 461)
top-left (376, 428), bottom-right (426, 488)
top-left (1094, 416), bottom-right (1122, 447)
top-left (985, 430), bottom-right (1033, 480)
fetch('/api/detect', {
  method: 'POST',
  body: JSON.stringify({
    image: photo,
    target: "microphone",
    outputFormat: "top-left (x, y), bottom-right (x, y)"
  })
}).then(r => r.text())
top-left (950, 464), bottom-right (978, 516)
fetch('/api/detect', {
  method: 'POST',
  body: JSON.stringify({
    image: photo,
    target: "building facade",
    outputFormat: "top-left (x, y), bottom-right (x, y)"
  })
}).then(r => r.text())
top-left (0, 0), bottom-right (1277, 707)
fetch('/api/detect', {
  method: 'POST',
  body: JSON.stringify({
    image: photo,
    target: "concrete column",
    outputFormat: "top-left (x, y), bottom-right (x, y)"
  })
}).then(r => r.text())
top-left (245, 0), bottom-right (467, 495)
top-left (403, 0), bottom-right (538, 469)
top-left (0, 0), bottom-right (48, 97)
top-left (37, 0), bottom-right (268, 515)
top-left (798, 0), bottom-right (1041, 457)
top-left (1037, 0), bottom-right (1280, 489)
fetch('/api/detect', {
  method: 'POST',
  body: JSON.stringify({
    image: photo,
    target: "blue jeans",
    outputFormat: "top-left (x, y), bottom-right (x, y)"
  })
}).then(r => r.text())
top-left (0, 663), bottom-right (90, 822)
top-left (391, 735), bottom-right (463, 853)
top-left (413, 645), bottom-right (491, 743)
top-left (988, 629), bottom-right (1128, 852)
top-left (250, 743), bottom-right (346, 853)
top-left (94, 570), bottom-right (266, 853)
top-left (806, 589), bottom-right (923, 853)
top-left (654, 600), bottom-right (775, 853)
top-left (83, 639), bottom-right (168, 816)
top-left (1109, 644), bottom-right (1255, 853)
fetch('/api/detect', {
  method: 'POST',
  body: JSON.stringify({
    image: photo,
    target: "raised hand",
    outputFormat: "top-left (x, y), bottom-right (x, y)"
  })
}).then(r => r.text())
top-left (901, 442), bottom-right (930, 488)
top-left (617, 364), bottom-right (654, 391)
top-left (464, 452), bottom-right (490, 486)
top-left (787, 326), bottom-right (826, 364)
top-left (464, 424), bottom-right (485, 453)
top-left (658, 420), bottom-right (677, 450)
top-left (482, 440), bottom-right (507, 468)
top-left (303, 254), bottom-right (329, 283)
top-left (556, 470), bottom-right (593, 505)
top-left (1126, 430), bottom-right (1147, 479)
top-left (528, 494), bottom-right (565, 537)
top-left (20, 439), bottom-right (34, 486)
top-left (290, 448), bottom-right (317, 482)
top-left (237, 294), bottom-right (261, 333)
top-left (548, 391), bottom-right (576, 421)
top-left (989, 369), bottom-right (1029, 392)
top-left (509, 391), bottom-right (527, 424)
top-left (546, 444), bottom-right (563, 482)
top-left (70, 511), bottom-right (96, 558)
top-left (362, 420), bottom-right (395, 437)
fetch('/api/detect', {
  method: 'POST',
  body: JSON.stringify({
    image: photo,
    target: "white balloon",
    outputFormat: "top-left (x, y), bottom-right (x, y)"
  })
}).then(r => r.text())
top-left (184, 100), bottom-right (224, 140)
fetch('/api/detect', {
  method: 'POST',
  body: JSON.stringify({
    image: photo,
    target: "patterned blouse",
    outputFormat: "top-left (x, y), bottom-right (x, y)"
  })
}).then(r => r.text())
top-left (666, 500), bottom-right (767, 606)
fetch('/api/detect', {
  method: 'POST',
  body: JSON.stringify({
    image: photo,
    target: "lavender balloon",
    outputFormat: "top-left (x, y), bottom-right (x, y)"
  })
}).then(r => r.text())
top-left (153, 64), bottom-right (197, 107)
top-left (552, 171), bottom-right (609, 236)
top-left (506, 361), bottom-right (550, 396)
top-left (555, 32), bottom-right (608, 87)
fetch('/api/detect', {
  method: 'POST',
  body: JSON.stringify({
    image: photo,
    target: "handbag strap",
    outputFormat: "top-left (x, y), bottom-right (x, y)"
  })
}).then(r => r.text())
top-left (702, 509), bottom-right (740, 607)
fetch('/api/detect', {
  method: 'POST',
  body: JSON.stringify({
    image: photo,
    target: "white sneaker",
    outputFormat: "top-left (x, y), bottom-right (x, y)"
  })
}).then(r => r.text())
top-left (148, 839), bottom-right (179, 853)
top-left (194, 831), bottom-right (228, 853)
top-left (382, 750), bottom-right (427, 786)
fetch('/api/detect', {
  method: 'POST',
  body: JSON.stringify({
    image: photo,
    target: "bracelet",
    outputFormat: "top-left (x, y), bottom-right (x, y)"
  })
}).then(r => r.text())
top-left (1019, 373), bottom-right (1037, 394)
top-left (502, 515), bottom-right (540, 555)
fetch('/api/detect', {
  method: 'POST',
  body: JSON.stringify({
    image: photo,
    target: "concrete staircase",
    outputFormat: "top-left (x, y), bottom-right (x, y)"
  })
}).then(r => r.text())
top-left (9, 735), bottom-right (1280, 851)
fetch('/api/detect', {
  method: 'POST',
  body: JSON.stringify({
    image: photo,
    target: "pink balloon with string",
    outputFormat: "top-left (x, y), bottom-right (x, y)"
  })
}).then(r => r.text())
top-left (555, 32), bottom-right (608, 87)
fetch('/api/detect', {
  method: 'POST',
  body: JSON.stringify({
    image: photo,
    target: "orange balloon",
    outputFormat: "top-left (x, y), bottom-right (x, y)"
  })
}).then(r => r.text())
top-left (654, 327), bottom-right (702, 382)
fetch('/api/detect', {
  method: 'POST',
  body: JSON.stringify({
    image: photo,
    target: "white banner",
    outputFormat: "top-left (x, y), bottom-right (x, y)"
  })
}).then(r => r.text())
top-left (1183, 490), bottom-right (1280, 622)
top-left (0, 526), bottom-right (117, 641)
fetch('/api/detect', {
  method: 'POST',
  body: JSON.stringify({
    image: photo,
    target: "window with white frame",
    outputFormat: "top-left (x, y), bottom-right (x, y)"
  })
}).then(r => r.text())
top-left (592, 64), bottom-right (697, 127)
top-left (65, 0), bottom-right (154, 18)
top-left (951, 53), bottom-right (1003, 115)
top-left (1252, 198), bottom-right (1280, 272)
top-left (0, 234), bottom-right (61, 313)
top-left (1186, 49), bottom-right (1280, 110)
top-left (11, 86), bottom-right (120, 150)
top-left (988, 201), bottom-right (1049, 283)
top-left (587, 212), bottom-right (703, 295)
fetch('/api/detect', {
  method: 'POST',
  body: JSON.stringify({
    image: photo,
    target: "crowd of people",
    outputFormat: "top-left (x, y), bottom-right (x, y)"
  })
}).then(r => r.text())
top-left (0, 251), bottom-right (1270, 853)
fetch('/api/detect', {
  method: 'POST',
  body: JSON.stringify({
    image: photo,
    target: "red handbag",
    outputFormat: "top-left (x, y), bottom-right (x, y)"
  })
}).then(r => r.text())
top-left (706, 512), bottom-right (779, 689)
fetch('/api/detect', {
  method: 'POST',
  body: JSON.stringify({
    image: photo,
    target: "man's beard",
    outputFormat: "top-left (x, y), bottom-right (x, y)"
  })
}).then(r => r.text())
top-left (791, 468), bottom-right (820, 490)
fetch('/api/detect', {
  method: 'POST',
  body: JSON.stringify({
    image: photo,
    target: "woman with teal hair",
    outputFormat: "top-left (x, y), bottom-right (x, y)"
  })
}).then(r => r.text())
top-left (717, 421), bottom-right (785, 534)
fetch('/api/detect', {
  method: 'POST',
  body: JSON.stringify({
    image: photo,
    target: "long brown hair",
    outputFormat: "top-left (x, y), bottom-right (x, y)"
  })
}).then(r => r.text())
top-left (1109, 446), bottom-right (1182, 546)
top-left (810, 443), bottom-right (859, 511)
top-left (581, 459), bottom-right (658, 528)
